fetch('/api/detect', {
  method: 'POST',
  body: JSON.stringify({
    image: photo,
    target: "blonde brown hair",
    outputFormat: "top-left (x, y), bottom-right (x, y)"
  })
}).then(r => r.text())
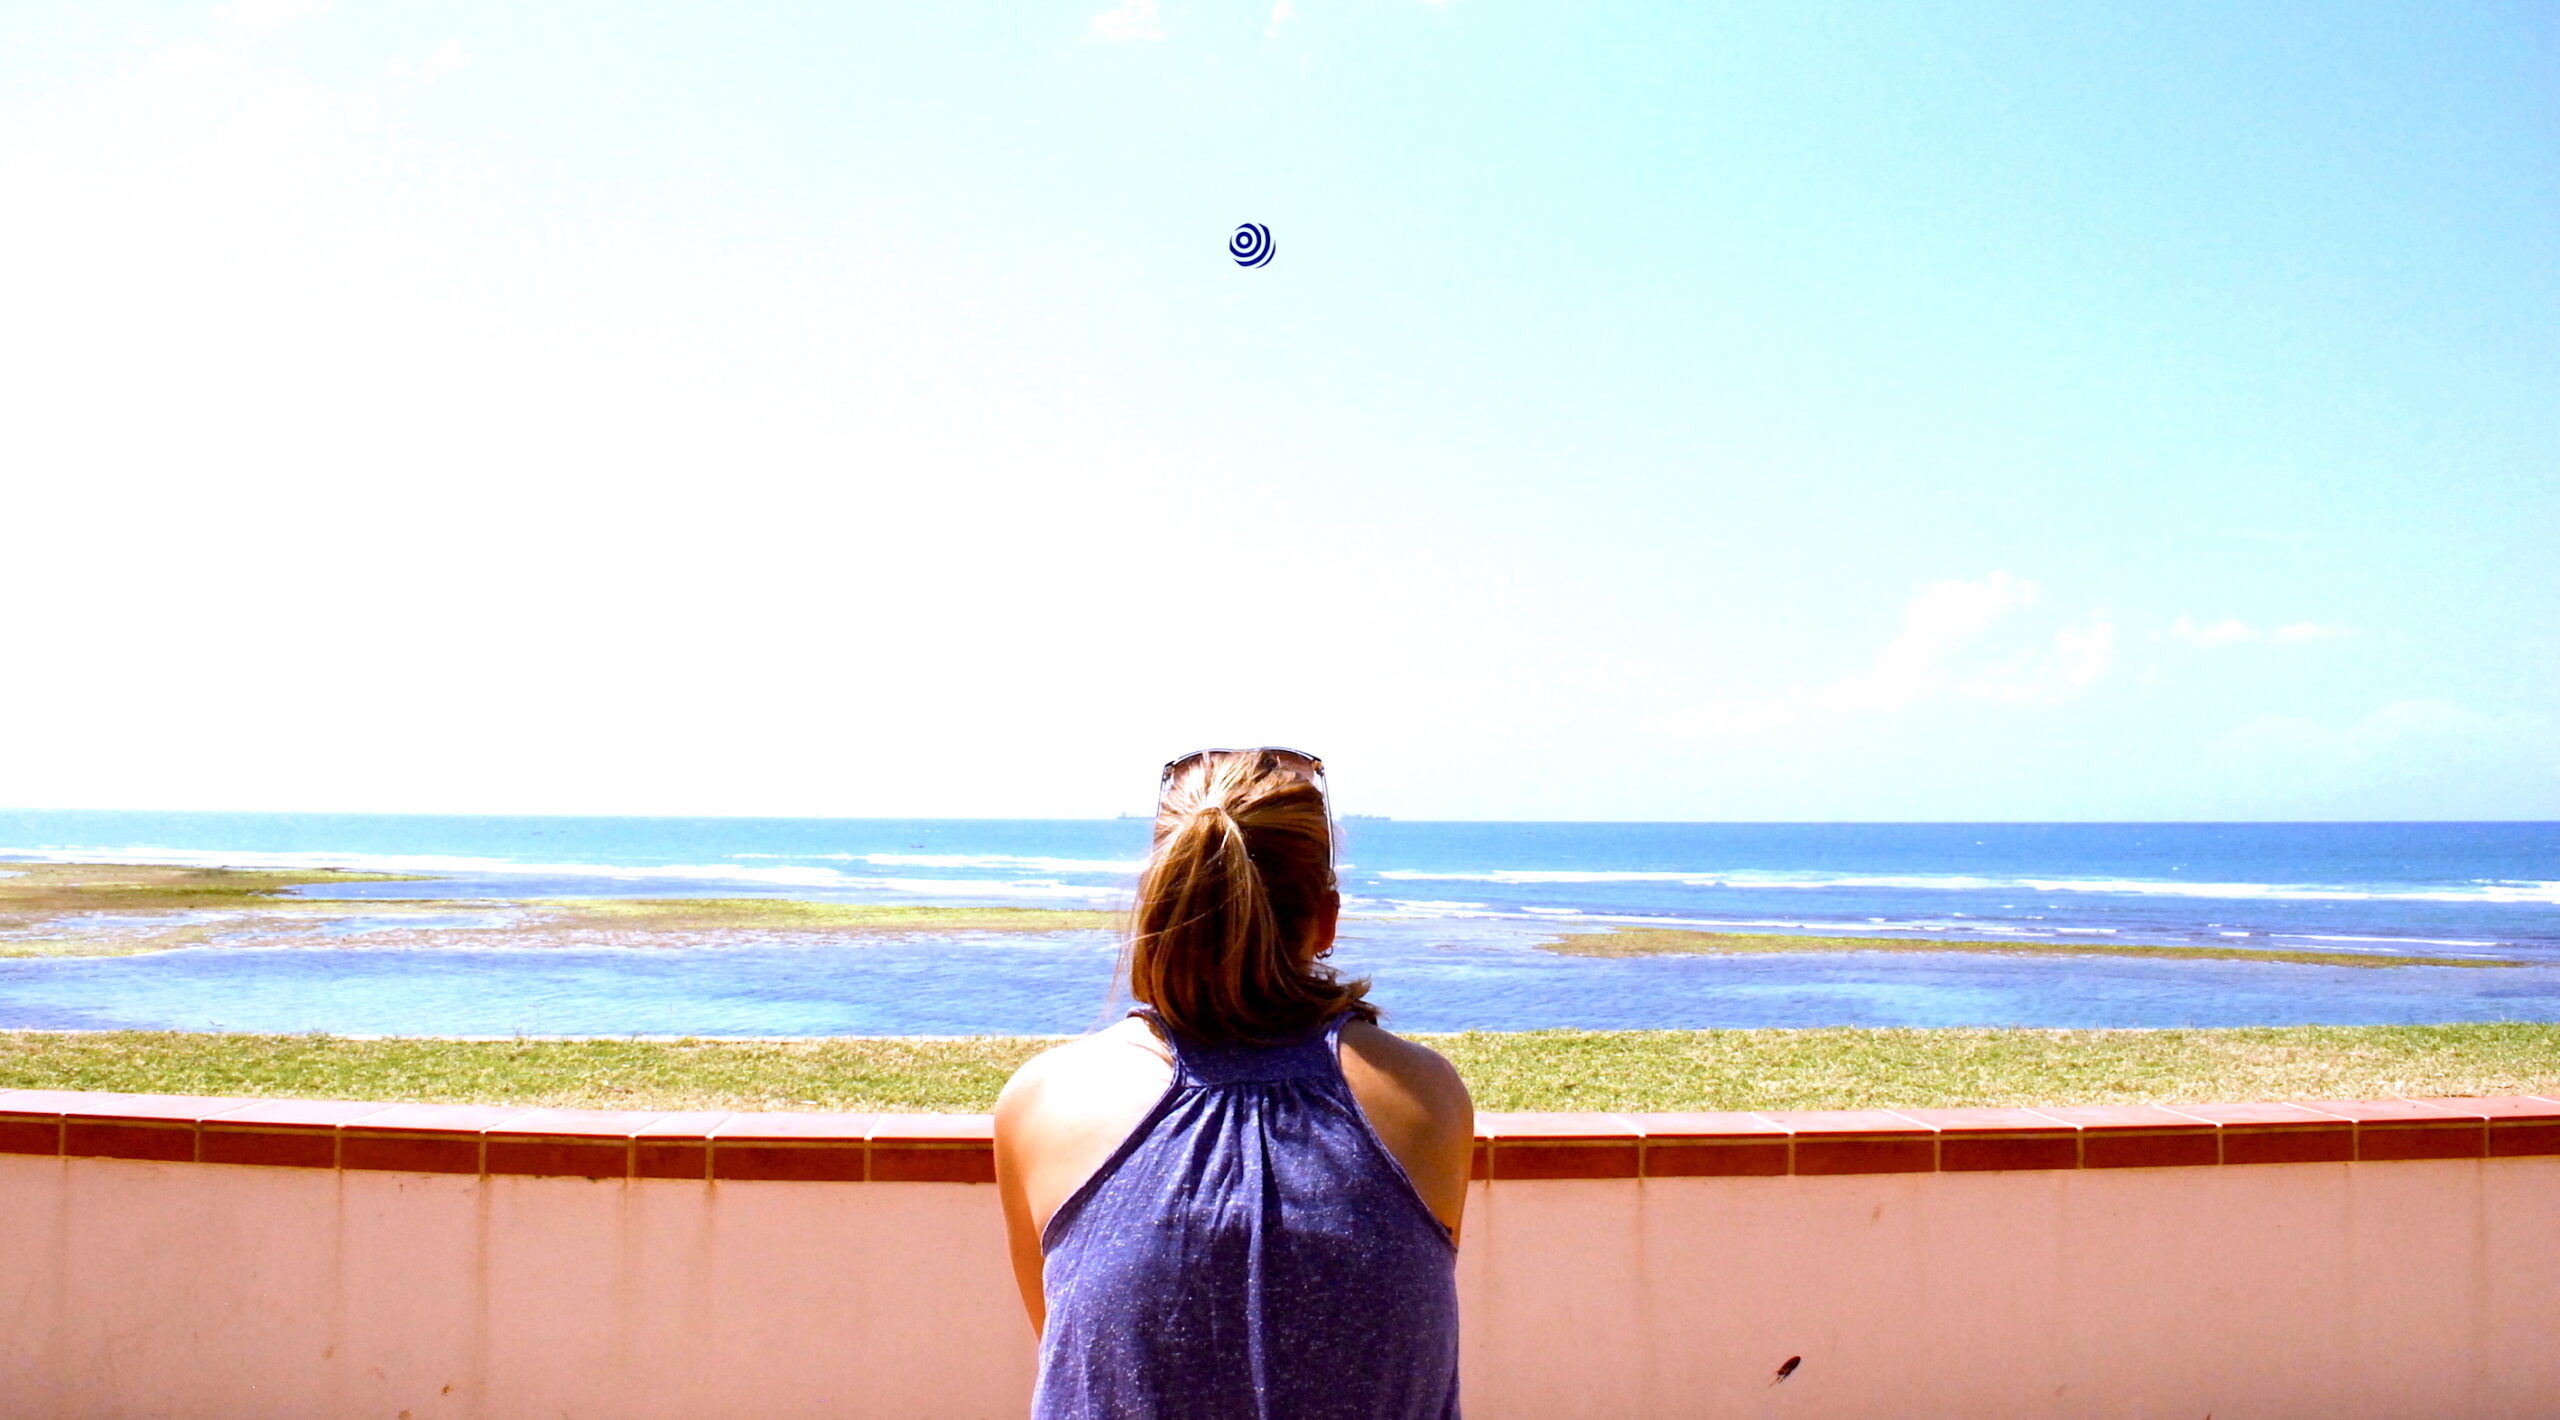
top-left (1126, 749), bottom-right (1377, 1043)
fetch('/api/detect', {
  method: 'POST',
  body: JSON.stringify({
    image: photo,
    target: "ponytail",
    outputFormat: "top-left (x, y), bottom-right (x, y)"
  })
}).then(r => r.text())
top-left (1127, 751), bottom-right (1375, 1043)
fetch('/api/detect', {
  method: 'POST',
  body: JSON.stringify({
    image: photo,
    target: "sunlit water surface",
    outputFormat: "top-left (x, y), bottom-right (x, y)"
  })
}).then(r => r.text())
top-left (6, 919), bottom-right (2558, 1035)
top-left (4, 814), bottom-right (2553, 1033)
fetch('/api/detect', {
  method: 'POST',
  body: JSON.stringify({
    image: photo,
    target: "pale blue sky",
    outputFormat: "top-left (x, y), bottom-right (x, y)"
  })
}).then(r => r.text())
top-left (2, 1), bottom-right (2551, 819)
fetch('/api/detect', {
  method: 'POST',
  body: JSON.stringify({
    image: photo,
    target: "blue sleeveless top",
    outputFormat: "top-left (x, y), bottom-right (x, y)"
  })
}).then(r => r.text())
top-left (1031, 1010), bottom-right (1461, 1420)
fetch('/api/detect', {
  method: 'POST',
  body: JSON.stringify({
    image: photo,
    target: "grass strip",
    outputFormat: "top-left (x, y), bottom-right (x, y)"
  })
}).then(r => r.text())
top-left (1540, 926), bottom-right (2524, 969)
top-left (1428, 1023), bottom-right (2560, 1110)
top-left (0, 1032), bottom-right (1045, 1113)
top-left (4, 1024), bottom-right (2555, 1113)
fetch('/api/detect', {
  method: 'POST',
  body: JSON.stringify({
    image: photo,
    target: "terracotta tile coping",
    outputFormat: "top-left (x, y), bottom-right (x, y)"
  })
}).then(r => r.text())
top-left (1, 1091), bottom-right (2554, 1181)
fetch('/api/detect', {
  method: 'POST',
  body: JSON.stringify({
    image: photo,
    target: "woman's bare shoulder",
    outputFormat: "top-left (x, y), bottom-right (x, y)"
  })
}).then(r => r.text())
top-left (1337, 1018), bottom-right (1474, 1233)
top-left (1337, 1019), bottom-right (1473, 1120)
top-left (997, 1017), bottom-right (1173, 1129)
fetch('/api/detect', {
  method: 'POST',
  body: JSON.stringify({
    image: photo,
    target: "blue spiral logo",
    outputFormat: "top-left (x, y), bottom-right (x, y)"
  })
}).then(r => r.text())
top-left (1229, 222), bottom-right (1274, 268)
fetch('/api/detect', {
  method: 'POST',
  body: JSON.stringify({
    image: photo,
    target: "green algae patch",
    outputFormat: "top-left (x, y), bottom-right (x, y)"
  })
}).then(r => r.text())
top-left (0, 863), bottom-right (426, 916)
top-left (5, 1023), bottom-right (2558, 1114)
top-left (0, 863), bottom-right (1118, 958)
top-left (0, 864), bottom-right (431, 958)
top-left (1538, 926), bottom-right (2523, 970)
top-left (537, 899), bottom-right (1114, 934)
top-left (0, 926), bottom-right (264, 960)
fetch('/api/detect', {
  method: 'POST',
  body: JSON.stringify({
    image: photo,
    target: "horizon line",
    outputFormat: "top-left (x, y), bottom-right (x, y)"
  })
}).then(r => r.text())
top-left (3, 807), bottom-right (2554, 829)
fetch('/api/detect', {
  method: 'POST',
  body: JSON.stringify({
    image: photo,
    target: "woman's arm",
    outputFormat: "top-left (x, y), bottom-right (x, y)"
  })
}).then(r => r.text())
top-left (993, 1023), bottom-right (1182, 1334)
top-left (1338, 1021), bottom-right (1476, 1242)
top-left (992, 1058), bottom-right (1056, 1334)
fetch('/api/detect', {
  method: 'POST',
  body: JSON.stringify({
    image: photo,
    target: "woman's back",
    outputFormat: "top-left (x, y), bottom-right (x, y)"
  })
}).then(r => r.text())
top-left (1020, 1010), bottom-right (1463, 1420)
top-left (994, 747), bottom-right (1474, 1418)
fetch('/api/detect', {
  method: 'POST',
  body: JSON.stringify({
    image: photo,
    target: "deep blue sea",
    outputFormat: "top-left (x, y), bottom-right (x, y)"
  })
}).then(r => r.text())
top-left (3, 811), bottom-right (2555, 1035)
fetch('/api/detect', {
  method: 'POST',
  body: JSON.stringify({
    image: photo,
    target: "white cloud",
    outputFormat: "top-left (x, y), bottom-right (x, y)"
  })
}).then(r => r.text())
top-left (2058, 617), bottom-right (2115, 685)
top-left (1952, 611), bottom-right (2116, 705)
top-left (421, 39), bottom-right (469, 81)
top-left (1090, 0), bottom-right (1166, 42)
top-left (2167, 616), bottom-right (2254, 648)
top-left (1807, 570), bottom-right (2037, 713)
top-left (217, 0), bottom-right (332, 31)
top-left (2165, 616), bottom-right (2353, 648)
top-left (1266, 1), bottom-right (1296, 38)
top-left (389, 39), bottom-right (470, 88)
top-left (1667, 573), bottom-right (2115, 734)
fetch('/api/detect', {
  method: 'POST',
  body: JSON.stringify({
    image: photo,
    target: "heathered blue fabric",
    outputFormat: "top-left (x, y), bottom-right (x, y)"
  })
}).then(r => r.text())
top-left (1031, 1011), bottom-right (1462, 1420)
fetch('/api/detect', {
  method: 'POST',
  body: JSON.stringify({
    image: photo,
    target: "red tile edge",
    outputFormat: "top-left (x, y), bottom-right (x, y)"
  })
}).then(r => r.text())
top-left (2490, 1120), bottom-right (2560, 1158)
top-left (636, 1141), bottom-right (713, 1181)
top-left (485, 1138), bottom-right (632, 1180)
top-left (2220, 1125), bottom-right (2356, 1167)
top-left (1489, 1140), bottom-right (1642, 1181)
top-left (710, 1143), bottom-right (869, 1183)
top-left (0, 1116), bottom-right (64, 1157)
top-left (9, 1091), bottom-right (2560, 1180)
top-left (64, 1120), bottom-right (198, 1163)
top-left (1793, 1135), bottom-right (1938, 1176)
top-left (2085, 1129), bottom-right (2223, 1170)
top-left (1939, 1133), bottom-right (2080, 1173)
top-left (867, 1112), bottom-right (997, 1182)
top-left (2356, 1120), bottom-right (2488, 1163)
top-left (1645, 1140), bottom-right (1791, 1178)
top-left (871, 1143), bottom-right (997, 1184)
top-left (200, 1128), bottom-right (338, 1169)
top-left (634, 1114), bottom-right (727, 1182)
top-left (340, 1131), bottom-right (483, 1175)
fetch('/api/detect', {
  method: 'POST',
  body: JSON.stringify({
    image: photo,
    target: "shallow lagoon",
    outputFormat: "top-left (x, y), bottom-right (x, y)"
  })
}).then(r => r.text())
top-left (7, 918), bottom-right (2558, 1036)
top-left (6, 817), bottom-right (2554, 1034)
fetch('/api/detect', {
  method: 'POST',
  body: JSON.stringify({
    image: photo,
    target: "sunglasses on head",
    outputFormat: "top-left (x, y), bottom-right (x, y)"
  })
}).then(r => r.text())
top-left (1159, 746), bottom-right (1326, 786)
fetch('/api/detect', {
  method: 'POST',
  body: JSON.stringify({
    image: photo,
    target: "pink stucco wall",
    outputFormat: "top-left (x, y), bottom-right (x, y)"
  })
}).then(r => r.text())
top-left (3, 1091), bottom-right (2557, 1418)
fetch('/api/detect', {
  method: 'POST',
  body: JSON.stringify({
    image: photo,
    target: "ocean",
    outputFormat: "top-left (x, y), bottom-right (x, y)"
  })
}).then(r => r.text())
top-left (3, 811), bottom-right (2555, 1035)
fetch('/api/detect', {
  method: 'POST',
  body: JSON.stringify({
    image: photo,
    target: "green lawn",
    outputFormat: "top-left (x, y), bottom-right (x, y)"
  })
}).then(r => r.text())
top-left (5, 1024), bottom-right (2555, 1113)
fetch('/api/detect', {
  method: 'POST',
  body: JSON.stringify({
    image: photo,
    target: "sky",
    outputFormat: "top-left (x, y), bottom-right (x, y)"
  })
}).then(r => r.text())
top-left (1, 0), bottom-right (2552, 821)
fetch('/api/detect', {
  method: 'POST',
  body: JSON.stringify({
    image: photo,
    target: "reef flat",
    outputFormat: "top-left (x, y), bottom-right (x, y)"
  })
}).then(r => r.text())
top-left (0, 864), bottom-right (1113, 958)
top-left (1537, 925), bottom-right (2522, 969)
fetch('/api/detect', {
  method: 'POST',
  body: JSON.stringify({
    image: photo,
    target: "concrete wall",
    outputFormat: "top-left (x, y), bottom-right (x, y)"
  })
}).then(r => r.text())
top-left (3, 1093), bottom-right (2558, 1418)
top-left (0, 1158), bottom-right (1029, 1419)
top-left (1461, 1161), bottom-right (2560, 1419)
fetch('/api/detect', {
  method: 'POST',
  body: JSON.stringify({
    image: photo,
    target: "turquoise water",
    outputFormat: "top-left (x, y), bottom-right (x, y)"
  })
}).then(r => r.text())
top-left (2, 813), bottom-right (2554, 1033)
